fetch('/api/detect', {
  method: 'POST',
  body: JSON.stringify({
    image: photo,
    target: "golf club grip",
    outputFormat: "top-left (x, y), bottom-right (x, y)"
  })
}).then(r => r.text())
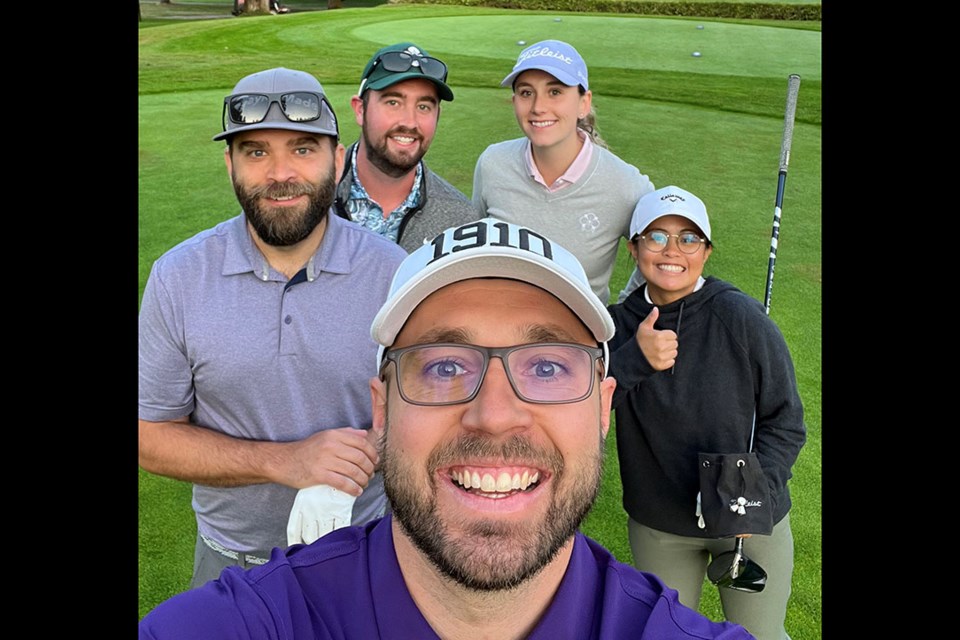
top-left (779, 74), bottom-right (801, 173)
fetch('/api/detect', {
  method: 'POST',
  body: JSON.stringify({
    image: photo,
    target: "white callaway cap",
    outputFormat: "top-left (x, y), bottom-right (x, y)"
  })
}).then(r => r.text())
top-left (371, 217), bottom-right (615, 373)
top-left (629, 185), bottom-right (712, 241)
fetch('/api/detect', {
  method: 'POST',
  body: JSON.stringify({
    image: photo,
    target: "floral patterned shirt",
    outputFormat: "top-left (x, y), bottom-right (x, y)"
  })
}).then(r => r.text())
top-left (344, 144), bottom-right (423, 243)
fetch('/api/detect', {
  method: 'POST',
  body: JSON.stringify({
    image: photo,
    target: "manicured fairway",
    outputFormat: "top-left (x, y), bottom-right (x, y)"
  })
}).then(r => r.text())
top-left (351, 15), bottom-right (821, 79)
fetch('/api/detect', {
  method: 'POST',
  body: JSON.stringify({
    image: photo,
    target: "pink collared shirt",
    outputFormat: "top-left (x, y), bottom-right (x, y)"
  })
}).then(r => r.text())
top-left (525, 129), bottom-right (594, 192)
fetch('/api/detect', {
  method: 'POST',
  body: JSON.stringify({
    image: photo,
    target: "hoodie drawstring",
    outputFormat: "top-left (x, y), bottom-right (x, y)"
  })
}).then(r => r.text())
top-left (670, 299), bottom-right (685, 376)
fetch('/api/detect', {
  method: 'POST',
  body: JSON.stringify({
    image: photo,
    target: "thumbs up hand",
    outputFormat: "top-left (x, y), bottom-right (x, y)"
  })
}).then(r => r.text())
top-left (636, 307), bottom-right (678, 371)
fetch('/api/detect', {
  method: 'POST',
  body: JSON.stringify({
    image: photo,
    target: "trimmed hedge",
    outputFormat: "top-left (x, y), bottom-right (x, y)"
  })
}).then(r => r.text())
top-left (390, 0), bottom-right (822, 21)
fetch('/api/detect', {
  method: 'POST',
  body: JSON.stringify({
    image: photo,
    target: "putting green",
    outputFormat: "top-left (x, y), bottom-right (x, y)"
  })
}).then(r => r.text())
top-left (343, 16), bottom-right (820, 80)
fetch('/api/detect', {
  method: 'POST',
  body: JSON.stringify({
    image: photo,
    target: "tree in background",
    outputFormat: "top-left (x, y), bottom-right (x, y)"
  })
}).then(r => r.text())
top-left (240, 0), bottom-right (268, 14)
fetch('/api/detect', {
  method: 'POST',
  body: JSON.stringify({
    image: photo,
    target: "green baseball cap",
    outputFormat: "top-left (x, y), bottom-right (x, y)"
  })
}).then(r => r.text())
top-left (358, 43), bottom-right (454, 102)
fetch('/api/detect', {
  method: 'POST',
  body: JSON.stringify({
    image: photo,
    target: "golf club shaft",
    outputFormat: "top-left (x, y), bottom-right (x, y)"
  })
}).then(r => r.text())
top-left (730, 536), bottom-right (745, 579)
top-left (763, 74), bottom-right (801, 316)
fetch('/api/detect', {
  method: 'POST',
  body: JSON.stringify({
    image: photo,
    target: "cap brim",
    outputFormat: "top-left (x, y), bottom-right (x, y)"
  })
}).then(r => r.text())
top-left (500, 66), bottom-right (581, 89)
top-left (629, 206), bottom-right (711, 241)
top-left (212, 120), bottom-right (338, 142)
top-left (364, 72), bottom-right (454, 101)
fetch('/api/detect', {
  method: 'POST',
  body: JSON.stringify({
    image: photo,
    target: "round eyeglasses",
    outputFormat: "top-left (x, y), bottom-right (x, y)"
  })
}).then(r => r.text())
top-left (636, 230), bottom-right (706, 254)
top-left (380, 343), bottom-right (604, 406)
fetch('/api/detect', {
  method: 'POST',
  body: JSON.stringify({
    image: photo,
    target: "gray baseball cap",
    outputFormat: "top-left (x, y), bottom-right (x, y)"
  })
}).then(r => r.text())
top-left (213, 67), bottom-right (339, 142)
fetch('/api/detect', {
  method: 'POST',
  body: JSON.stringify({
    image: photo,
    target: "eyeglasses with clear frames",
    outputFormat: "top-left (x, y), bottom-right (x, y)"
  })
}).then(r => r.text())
top-left (379, 342), bottom-right (605, 406)
top-left (636, 230), bottom-right (706, 254)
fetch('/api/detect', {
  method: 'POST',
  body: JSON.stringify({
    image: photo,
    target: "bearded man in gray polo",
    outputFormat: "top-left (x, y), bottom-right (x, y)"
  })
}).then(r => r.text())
top-left (138, 67), bottom-right (406, 589)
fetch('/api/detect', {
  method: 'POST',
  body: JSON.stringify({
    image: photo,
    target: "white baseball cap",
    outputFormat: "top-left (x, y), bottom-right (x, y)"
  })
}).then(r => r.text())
top-left (371, 217), bottom-right (615, 373)
top-left (630, 185), bottom-right (712, 241)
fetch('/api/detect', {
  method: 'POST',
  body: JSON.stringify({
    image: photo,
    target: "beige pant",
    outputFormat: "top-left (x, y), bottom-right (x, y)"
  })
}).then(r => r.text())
top-left (627, 514), bottom-right (794, 640)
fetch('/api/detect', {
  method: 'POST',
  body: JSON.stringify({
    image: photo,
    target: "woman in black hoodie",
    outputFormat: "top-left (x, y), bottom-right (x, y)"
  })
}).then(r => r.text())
top-left (607, 185), bottom-right (806, 640)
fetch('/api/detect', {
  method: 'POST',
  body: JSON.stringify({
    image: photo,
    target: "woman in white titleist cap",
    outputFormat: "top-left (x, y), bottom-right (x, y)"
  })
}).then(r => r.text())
top-left (471, 39), bottom-right (654, 306)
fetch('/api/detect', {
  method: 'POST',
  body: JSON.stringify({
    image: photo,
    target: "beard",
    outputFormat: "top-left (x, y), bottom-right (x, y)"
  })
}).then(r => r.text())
top-left (233, 162), bottom-right (337, 247)
top-left (381, 427), bottom-right (604, 592)
top-left (361, 113), bottom-right (430, 179)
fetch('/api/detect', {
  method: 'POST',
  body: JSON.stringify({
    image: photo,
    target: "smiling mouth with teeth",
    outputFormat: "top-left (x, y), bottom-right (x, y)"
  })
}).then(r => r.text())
top-left (450, 468), bottom-right (542, 497)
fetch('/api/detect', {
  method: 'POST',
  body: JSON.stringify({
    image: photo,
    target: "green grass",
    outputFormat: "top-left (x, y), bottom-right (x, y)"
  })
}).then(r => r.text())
top-left (139, 4), bottom-right (821, 637)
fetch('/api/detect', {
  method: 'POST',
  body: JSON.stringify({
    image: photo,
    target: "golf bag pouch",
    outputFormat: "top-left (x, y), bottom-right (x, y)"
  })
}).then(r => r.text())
top-left (697, 452), bottom-right (773, 538)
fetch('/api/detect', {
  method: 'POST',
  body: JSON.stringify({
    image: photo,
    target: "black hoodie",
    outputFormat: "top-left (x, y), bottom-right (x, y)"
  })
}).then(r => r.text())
top-left (607, 276), bottom-right (806, 538)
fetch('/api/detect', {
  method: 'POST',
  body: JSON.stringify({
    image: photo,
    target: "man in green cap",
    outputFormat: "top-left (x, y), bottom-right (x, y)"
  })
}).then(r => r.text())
top-left (334, 43), bottom-right (480, 252)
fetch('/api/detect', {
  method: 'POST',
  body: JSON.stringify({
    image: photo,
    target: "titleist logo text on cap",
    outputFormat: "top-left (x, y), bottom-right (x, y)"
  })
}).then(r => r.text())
top-left (516, 46), bottom-right (574, 66)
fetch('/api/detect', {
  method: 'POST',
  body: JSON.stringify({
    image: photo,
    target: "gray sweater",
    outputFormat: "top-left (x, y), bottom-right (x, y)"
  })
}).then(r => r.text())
top-left (472, 137), bottom-right (654, 304)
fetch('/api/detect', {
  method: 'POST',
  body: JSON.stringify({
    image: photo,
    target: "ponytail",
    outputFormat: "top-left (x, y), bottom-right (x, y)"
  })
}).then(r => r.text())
top-left (577, 105), bottom-right (608, 150)
top-left (577, 86), bottom-right (609, 150)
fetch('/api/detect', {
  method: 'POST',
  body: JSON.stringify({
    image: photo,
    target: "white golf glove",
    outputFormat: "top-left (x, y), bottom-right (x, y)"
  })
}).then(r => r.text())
top-left (286, 484), bottom-right (357, 546)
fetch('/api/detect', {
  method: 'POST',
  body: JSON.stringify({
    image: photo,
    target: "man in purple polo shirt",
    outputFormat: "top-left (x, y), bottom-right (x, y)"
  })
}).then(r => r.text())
top-left (139, 218), bottom-right (753, 639)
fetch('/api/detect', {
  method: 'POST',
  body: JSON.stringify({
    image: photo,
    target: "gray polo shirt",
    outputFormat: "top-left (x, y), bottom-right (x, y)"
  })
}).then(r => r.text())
top-left (139, 212), bottom-right (407, 554)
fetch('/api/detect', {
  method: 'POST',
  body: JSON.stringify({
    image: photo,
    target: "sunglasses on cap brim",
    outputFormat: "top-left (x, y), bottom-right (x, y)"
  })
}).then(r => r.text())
top-left (221, 91), bottom-right (338, 136)
top-left (362, 51), bottom-right (448, 87)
